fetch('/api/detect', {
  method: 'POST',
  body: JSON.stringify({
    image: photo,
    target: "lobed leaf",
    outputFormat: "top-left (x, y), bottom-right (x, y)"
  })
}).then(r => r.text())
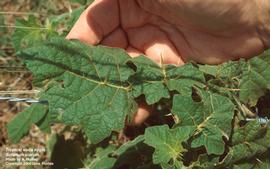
top-left (12, 15), bottom-right (54, 51)
top-left (131, 56), bottom-right (170, 104)
top-left (144, 125), bottom-right (194, 167)
top-left (19, 38), bottom-right (137, 143)
top-left (131, 56), bottom-right (205, 104)
top-left (166, 63), bottom-right (205, 96)
top-left (199, 61), bottom-right (242, 79)
top-left (172, 89), bottom-right (235, 155)
top-left (240, 50), bottom-right (270, 106)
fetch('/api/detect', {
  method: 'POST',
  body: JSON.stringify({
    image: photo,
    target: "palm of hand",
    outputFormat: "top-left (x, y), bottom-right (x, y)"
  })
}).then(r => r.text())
top-left (67, 0), bottom-right (266, 124)
top-left (68, 0), bottom-right (265, 65)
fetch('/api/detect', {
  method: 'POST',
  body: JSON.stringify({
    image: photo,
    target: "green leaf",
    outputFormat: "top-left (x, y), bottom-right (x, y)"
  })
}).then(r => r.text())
top-left (48, 6), bottom-right (85, 36)
top-left (35, 109), bottom-right (52, 133)
top-left (199, 61), bottom-right (242, 79)
top-left (144, 125), bottom-right (194, 167)
top-left (220, 121), bottom-right (270, 167)
top-left (19, 37), bottom-right (137, 143)
top-left (12, 15), bottom-right (53, 51)
top-left (85, 145), bottom-right (116, 169)
top-left (7, 104), bottom-right (48, 143)
top-left (115, 135), bottom-right (145, 154)
top-left (166, 63), bottom-right (205, 96)
top-left (240, 50), bottom-right (270, 106)
top-left (172, 89), bottom-right (235, 155)
top-left (131, 56), bottom-right (205, 104)
top-left (131, 56), bottom-right (170, 104)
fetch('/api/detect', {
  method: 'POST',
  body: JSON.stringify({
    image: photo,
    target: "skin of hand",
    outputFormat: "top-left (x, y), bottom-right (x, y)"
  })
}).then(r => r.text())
top-left (67, 0), bottom-right (270, 125)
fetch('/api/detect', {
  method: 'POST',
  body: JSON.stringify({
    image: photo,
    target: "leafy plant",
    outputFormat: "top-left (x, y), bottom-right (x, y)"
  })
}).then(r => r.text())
top-left (7, 36), bottom-right (270, 168)
top-left (5, 1), bottom-right (270, 169)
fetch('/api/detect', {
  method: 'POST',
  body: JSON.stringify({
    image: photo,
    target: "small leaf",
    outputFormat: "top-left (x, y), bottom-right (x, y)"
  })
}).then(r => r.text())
top-left (144, 125), bottom-right (194, 166)
top-left (7, 104), bottom-right (48, 143)
top-left (12, 15), bottom-right (53, 51)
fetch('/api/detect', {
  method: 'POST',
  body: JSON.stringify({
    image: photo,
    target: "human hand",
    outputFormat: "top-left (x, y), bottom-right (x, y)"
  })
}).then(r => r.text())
top-left (67, 0), bottom-right (270, 124)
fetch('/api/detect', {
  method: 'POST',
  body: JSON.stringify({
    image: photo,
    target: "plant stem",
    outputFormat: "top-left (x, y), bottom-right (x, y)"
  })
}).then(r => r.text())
top-left (0, 11), bottom-right (43, 15)
top-left (0, 25), bottom-right (49, 30)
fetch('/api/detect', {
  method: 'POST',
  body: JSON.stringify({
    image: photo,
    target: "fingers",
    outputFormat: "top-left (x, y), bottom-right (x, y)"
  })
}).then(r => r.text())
top-left (100, 28), bottom-right (128, 49)
top-left (131, 103), bottom-right (152, 126)
top-left (126, 25), bottom-right (184, 65)
top-left (66, 0), bottom-right (120, 45)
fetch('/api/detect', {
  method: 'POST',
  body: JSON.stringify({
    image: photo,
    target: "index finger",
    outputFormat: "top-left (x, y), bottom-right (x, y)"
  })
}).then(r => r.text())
top-left (66, 0), bottom-right (120, 45)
